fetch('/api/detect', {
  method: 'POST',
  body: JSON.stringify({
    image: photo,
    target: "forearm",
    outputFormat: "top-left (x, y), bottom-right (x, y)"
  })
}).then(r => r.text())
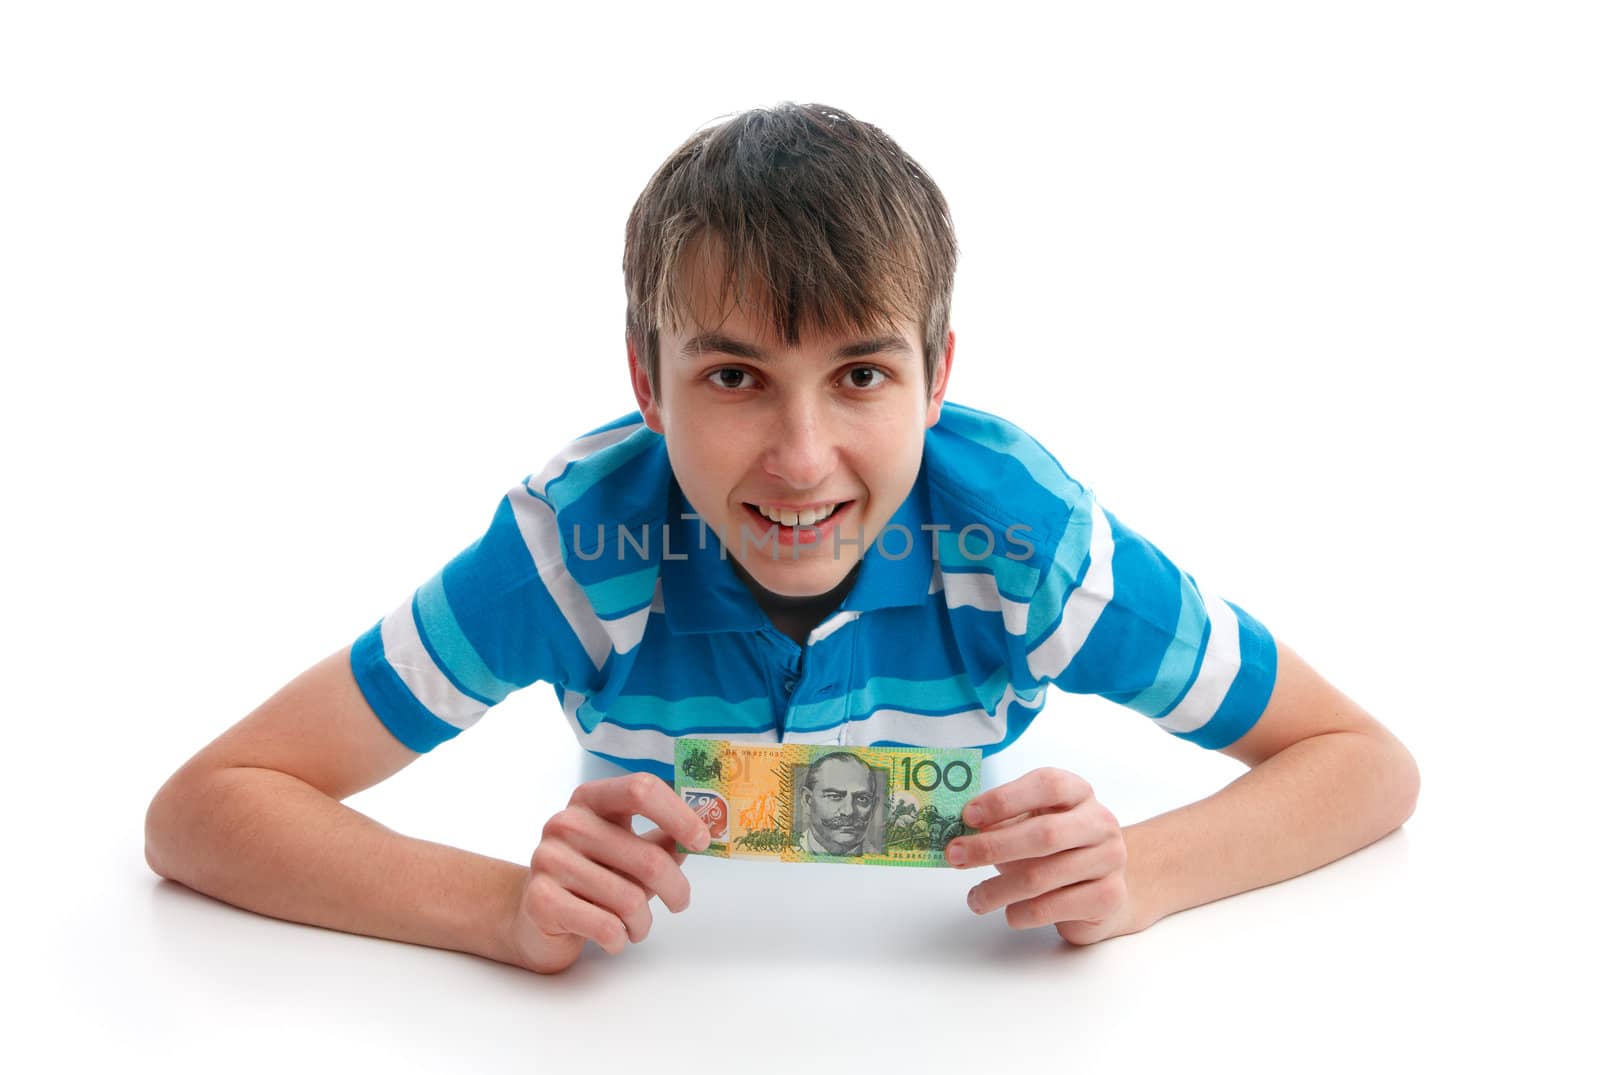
top-left (145, 766), bottom-right (526, 966)
top-left (1123, 731), bottom-right (1420, 929)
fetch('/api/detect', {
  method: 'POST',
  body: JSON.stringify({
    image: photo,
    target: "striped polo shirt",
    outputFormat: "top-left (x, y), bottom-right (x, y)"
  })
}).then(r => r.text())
top-left (349, 401), bottom-right (1278, 781)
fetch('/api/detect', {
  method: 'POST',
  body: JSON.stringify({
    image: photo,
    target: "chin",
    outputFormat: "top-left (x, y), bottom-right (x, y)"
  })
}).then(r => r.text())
top-left (746, 560), bottom-right (857, 598)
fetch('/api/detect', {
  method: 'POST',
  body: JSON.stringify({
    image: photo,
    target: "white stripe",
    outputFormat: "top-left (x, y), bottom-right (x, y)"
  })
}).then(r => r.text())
top-left (506, 485), bottom-right (614, 672)
top-left (808, 608), bottom-right (861, 645)
top-left (942, 568), bottom-right (1001, 612)
top-left (821, 683), bottom-right (1048, 749)
top-left (557, 682), bottom-right (1049, 767)
top-left (560, 691), bottom-right (780, 766)
top-left (379, 597), bottom-right (489, 732)
top-left (1027, 497), bottom-right (1114, 682)
top-left (605, 603), bottom-right (653, 656)
top-left (941, 568), bottom-right (1033, 637)
top-left (516, 421), bottom-right (656, 665)
top-left (524, 422), bottom-right (643, 497)
top-left (1152, 585), bottom-right (1242, 734)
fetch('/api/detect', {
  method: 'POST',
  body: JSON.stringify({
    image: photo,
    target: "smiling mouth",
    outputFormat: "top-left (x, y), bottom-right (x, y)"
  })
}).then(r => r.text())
top-left (741, 500), bottom-right (855, 527)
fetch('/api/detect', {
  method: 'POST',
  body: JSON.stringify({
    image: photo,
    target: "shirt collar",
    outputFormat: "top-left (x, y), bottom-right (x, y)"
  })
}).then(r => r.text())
top-left (661, 453), bottom-right (935, 636)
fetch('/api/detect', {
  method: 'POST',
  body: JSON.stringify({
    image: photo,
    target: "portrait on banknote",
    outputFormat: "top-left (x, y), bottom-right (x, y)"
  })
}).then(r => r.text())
top-left (793, 751), bottom-right (889, 856)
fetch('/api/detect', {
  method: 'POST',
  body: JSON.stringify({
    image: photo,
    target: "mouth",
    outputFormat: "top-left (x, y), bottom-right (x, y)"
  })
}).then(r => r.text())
top-left (739, 500), bottom-right (856, 547)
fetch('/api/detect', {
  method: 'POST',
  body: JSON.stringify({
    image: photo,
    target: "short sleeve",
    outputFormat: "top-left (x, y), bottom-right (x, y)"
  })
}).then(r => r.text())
top-left (1008, 487), bottom-right (1278, 751)
top-left (349, 479), bottom-right (599, 753)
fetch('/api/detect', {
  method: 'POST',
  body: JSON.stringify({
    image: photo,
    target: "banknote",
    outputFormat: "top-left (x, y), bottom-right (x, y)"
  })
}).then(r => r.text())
top-left (673, 738), bottom-right (982, 867)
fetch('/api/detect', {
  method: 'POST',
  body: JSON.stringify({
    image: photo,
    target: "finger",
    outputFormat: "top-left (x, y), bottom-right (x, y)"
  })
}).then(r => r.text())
top-left (642, 826), bottom-right (691, 868)
top-left (560, 807), bottom-right (694, 913)
top-left (571, 772), bottom-right (712, 852)
top-left (531, 874), bottom-right (629, 955)
top-left (962, 768), bottom-right (1092, 828)
top-left (1001, 875), bottom-right (1127, 931)
top-left (539, 841), bottom-right (656, 943)
top-left (970, 812), bottom-right (1042, 873)
top-left (965, 845), bottom-right (1110, 915)
top-left (946, 808), bottom-right (1090, 869)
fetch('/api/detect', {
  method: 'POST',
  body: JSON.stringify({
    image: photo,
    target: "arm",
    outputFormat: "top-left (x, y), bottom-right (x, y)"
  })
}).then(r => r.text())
top-left (1123, 638), bottom-right (1420, 930)
top-left (949, 638), bottom-right (1420, 942)
top-left (144, 644), bottom-right (528, 966)
top-left (147, 763), bottom-right (530, 965)
top-left (145, 644), bottom-right (709, 974)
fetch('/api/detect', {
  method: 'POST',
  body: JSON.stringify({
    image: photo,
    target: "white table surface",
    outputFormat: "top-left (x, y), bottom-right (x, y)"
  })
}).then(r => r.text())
top-left (19, 684), bottom-right (1592, 1074)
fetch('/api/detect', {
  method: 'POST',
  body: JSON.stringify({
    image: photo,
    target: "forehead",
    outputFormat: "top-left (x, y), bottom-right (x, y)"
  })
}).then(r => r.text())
top-left (814, 758), bottom-right (872, 786)
top-left (666, 232), bottom-right (909, 348)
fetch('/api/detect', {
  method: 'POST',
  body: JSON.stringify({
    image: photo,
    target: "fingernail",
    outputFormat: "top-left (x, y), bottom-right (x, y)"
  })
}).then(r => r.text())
top-left (966, 805), bottom-right (984, 827)
top-left (967, 888), bottom-right (983, 913)
top-left (694, 828), bottom-right (711, 850)
top-left (946, 843), bottom-right (966, 867)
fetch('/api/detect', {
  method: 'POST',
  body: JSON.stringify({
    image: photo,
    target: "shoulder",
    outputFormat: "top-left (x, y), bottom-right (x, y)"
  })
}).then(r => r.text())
top-left (924, 401), bottom-right (1095, 602)
top-left (468, 410), bottom-right (669, 672)
top-left (524, 410), bottom-right (666, 531)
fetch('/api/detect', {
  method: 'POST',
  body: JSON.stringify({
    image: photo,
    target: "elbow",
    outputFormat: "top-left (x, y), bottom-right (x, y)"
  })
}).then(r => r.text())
top-left (144, 786), bottom-right (176, 880)
top-left (144, 771), bottom-right (196, 881)
top-left (1401, 751), bottom-right (1421, 826)
top-left (1380, 734), bottom-right (1421, 831)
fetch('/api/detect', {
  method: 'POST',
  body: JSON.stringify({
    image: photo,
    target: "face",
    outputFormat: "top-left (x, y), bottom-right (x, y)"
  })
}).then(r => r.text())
top-left (800, 757), bottom-right (878, 854)
top-left (629, 242), bottom-right (954, 599)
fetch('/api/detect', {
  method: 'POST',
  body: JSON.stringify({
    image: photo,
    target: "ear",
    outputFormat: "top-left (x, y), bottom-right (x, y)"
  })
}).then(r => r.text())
top-left (924, 329), bottom-right (955, 428)
top-left (627, 337), bottom-right (666, 434)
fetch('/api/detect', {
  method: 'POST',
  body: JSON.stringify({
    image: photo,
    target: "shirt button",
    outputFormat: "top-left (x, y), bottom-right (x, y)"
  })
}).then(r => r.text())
top-left (782, 678), bottom-right (796, 693)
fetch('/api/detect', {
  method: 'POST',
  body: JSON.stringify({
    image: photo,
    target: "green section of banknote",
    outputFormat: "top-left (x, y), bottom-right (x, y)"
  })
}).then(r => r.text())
top-left (674, 738), bottom-right (981, 867)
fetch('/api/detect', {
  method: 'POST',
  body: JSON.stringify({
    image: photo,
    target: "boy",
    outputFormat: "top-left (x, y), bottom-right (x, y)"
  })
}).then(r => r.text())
top-left (144, 102), bottom-right (1420, 976)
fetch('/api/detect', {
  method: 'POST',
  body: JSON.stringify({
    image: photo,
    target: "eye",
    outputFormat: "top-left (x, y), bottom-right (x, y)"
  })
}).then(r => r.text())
top-left (704, 365), bottom-right (891, 393)
top-left (706, 367), bottom-right (756, 391)
top-left (846, 366), bottom-right (889, 390)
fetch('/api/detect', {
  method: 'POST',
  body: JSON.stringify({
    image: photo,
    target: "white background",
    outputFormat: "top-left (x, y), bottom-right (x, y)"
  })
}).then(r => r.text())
top-left (4, 1), bottom-right (1595, 1071)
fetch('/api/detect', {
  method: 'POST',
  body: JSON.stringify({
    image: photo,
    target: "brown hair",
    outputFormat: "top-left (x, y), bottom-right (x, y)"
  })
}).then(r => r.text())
top-left (623, 102), bottom-right (958, 401)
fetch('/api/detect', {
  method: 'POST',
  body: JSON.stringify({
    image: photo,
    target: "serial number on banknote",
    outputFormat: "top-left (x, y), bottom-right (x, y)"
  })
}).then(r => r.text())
top-left (674, 738), bottom-right (982, 867)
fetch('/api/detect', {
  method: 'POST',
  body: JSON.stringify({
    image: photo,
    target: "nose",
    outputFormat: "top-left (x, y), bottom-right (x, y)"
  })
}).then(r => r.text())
top-left (761, 393), bottom-right (836, 491)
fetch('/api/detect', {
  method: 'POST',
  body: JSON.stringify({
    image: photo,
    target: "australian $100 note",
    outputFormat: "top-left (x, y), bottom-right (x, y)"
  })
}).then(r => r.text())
top-left (674, 738), bottom-right (982, 867)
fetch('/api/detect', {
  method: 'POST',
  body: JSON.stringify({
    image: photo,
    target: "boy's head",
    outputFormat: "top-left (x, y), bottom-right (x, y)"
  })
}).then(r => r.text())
top-left (622, 102), bottom-right (959, 600)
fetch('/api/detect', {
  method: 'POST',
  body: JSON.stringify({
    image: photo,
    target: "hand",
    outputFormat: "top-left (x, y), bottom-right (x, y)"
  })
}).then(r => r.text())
top-left (504, 772), bottom-right (711, 974)
top-left (945, 767), bottom-right (1142, 946)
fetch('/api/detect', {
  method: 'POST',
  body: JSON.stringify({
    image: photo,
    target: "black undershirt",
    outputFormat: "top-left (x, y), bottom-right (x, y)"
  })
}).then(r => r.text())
top-left (730, 558), bottom-right (863, 647)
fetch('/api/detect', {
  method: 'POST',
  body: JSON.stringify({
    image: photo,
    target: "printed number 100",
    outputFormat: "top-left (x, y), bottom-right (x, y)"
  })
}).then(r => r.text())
top-left (899, 757), bottom-right (973, 792)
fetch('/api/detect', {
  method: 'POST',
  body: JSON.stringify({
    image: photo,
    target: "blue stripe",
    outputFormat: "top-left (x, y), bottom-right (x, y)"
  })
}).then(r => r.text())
top-left (573, 694), bottom-right (775, 737)
top-left (581, 565), bottom-right (659, 620)
top-left (939, 402), bottom-right (1089, 507)
top-left (544, 427), bottom-right (657, 509)
top-left (1124, 582), bottom-right (1210, 719)
top-left (415, 572), bottom-right (518, 706)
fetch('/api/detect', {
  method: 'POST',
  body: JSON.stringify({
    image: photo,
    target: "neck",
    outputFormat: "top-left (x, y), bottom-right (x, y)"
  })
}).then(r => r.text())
top-left (732, 559), bottom-right (861, 616)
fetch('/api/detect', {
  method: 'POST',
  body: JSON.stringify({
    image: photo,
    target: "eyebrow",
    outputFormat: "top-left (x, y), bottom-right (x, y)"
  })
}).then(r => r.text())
top-left (678, 332), bottom-right (914, 364)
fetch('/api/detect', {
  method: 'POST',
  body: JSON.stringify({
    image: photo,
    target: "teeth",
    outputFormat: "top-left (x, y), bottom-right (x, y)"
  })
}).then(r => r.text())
top-left (755, 502), bottom-right (839, 527)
